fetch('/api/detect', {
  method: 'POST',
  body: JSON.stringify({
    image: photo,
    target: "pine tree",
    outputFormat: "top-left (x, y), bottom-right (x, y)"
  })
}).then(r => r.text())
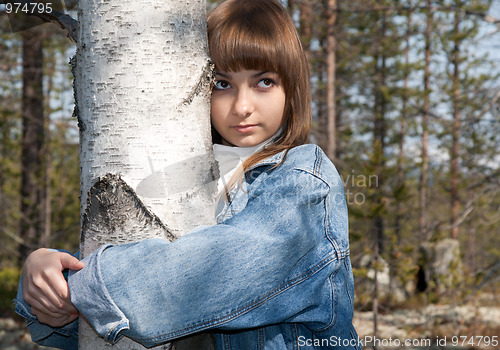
top-left (18, 28), bottom-right (46, 266)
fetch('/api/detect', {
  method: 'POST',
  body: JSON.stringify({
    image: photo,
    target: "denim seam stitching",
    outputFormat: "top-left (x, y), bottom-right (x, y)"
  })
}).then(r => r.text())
top-left (14, 299), bottom-right (36, 322)
top-left (313, 187), bottom-right (340, 332)
top-left (313, 145), bottom-right (322, 176)
top-left (323, 189), bottom-right (342, 255)
top-left (345, 259), bottom-right (355, 306)
top-left (314, 269), bottom-right (339, 333)
top-left (350, 327), bottom-right (361, 350)
top-left (293, 166), bottom-right (330, 189)
top-left (224, 333), bottom-right (231, 350)
top-left (258, 327), bottom-right (264, 349)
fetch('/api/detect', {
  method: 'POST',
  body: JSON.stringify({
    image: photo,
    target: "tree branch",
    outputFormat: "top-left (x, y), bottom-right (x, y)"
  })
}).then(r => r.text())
top-left (335, 4), bottom-right (500, 25)
top-left (1, 0), bottom-right (78, 42)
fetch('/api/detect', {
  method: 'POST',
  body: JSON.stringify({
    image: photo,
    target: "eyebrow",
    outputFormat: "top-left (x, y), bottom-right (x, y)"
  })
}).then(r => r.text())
top-left (215, 71), bottom-right (271, 78)
top-left (253, 71), bottom-right (269, 78)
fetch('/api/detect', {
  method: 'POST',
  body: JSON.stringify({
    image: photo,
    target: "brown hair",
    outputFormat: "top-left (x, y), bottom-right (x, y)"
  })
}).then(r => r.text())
top-left (208, 0), bottom-right (311, 199)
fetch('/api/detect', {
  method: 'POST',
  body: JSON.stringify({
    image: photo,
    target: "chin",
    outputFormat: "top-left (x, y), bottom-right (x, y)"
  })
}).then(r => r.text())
top-left (236, 139), bottom-right (261, 148)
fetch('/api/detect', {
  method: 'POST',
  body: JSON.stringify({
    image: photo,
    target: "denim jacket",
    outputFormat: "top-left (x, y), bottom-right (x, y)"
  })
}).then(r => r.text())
top-left (15, 144), bottom-right (360, 349)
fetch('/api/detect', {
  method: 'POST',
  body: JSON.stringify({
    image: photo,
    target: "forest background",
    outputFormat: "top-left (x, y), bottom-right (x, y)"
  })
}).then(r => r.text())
top-left (0, 0), bottom-right (499, 347)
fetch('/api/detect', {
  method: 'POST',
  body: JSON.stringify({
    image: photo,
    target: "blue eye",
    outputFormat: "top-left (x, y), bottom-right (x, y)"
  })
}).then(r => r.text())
top-left (257, 78), bottom-right (274, 88)
top-left (214, 80), bottom-right (231, 90)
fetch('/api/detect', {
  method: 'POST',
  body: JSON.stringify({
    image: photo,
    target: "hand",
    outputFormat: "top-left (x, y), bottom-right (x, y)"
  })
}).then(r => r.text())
top-left (22, 248), bottom-right (84, 327)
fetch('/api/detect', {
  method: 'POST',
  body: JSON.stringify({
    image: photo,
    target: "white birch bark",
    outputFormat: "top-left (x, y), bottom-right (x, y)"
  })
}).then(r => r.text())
top-left (75, 0), bottom-right (216, 348)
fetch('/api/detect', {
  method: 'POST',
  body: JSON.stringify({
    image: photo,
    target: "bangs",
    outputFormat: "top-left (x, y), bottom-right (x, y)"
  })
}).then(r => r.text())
top-left (210, 22), bottom-right (280, 74)
top-left (208, 2), bottom-right (294, 79)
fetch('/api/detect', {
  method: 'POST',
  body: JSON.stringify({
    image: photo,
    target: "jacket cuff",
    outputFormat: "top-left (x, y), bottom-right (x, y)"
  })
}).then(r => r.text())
top-left (15, 274), bottom-right (78, 350)
top-left (68, 244), bottom-right (129, 344)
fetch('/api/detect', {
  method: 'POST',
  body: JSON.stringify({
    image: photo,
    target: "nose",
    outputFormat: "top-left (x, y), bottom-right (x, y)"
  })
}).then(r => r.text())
top-left (232, 88), bottom-right (254, 117)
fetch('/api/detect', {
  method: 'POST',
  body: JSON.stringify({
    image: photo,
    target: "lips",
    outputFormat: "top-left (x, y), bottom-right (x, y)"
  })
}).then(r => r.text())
top-left (233, 124), bottom-right (257, 133)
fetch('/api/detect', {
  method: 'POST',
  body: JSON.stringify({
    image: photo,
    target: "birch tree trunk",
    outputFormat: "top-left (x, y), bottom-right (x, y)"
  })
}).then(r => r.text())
top-left (74, 0), bottom-right (217, 348)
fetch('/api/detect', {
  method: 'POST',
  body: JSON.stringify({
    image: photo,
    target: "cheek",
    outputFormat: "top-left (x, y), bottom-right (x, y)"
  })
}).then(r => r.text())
top-left (210, 99), bottom-right (228, 132)
top-left (210, 98), bottom-right (222, 121)
top-left (272, 94), bottom-right (286, 125)
top-left (210, 94), bottom-right (230, 113)
top-left (209, 95), bottom-right (216, 114)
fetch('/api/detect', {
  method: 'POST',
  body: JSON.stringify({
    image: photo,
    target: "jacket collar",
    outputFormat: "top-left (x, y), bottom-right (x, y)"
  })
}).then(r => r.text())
top-left (246, 148), bottom-right (286, 172)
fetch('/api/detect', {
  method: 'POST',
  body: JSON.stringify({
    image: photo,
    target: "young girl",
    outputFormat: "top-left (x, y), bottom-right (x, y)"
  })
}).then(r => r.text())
top-left (16, 0), bottom-right (360, 349)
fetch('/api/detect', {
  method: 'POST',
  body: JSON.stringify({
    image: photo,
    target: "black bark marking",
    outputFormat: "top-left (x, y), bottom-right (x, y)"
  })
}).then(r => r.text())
top-left (81, 174), bottom-right (175, 246)
top-left (179, 60), bottom-right (215, 106)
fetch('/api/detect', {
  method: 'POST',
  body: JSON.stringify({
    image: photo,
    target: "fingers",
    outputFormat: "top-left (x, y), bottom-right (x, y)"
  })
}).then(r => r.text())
top-left (41, 269), bottom-right (78, 312)
top-left (22, 249), bottom-right (82, 318)
top-left (32, 306), bottom-right (79, 328)
top-left (59, 253), bottom-right (84, 271)
top-left (25, 296), bottom-right (68, 319)
top-left (23, 273), bottom-right (74, 317)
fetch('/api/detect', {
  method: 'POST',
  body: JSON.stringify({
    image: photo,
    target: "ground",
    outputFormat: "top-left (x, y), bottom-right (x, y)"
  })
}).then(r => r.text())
top-left (0, 317), bottom-right (53, 350)
top-left (353, 293), bottom-right (500, 349)
top-left (2, 295), bottom-right (500, 349)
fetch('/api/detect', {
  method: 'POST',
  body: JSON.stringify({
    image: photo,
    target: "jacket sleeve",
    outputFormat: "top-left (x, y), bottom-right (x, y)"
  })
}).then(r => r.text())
top-left (14, 250), bottom-right (79, 350)
top-left (68, 167), bottom-right (348, 347)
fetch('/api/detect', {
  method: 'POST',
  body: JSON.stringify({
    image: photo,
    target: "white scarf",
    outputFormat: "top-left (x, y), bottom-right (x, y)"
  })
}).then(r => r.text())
top-left (212, 130), bottom-right (282, 217)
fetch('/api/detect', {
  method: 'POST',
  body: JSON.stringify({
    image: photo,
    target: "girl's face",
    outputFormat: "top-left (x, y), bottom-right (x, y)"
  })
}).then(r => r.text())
top-left (210, 69), bottom-right (285, 147)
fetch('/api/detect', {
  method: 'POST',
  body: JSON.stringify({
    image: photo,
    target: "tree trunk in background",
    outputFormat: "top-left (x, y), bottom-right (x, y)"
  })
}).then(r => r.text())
top-left (373, 14), bottom-right (387, 257)
top-left (41, 45), bottom-right (57, 248)
top-left (333, 0), bottom-right (345, 161)
top-left (18, 29), bottom-right (45, 266)
top-left (372, 9), bottom-right (389, 342)
top-left (391, 5), bottom-right (412, 309)
top-left (420, 0), bottom-right (432, 241)
top-left (466, 189), bottom-right (476, 274)
top-left (0, 83), bottom-right (11, 248)
top-left (450, 5), bottom-right (461, 240)
top-left (298, 0), bottom-right (312, 63)
top-left (396, 7), bottom-right (411, 251)
top-left (76, 0), bottom-right (216, 349)
top-left (316, 35), bottom-right (327, 150)
top-left (326, 0), bottom-right (337, 161)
